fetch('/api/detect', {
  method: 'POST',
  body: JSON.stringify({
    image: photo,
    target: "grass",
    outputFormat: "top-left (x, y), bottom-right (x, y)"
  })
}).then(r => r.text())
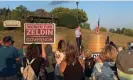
top-left (0, 27), bottom-right (133, 50)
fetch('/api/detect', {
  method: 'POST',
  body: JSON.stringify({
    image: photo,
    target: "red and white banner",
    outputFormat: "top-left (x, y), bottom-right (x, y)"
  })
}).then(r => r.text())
top-left (24, 23), bottom-right (55, 44)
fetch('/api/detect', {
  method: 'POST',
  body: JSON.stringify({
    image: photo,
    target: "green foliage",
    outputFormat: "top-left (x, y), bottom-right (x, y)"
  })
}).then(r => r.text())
top-left (100, 27), bottom-right (107, 32)
top-left (123, 28), bottom-right (133, 37)
top-left (57, 13), bottom-right (77, 29)
top-left (116, 28), bottom-right (121, 34)
top-left (0, 7), bottom-right (11, 20)
top-left (79, 22), bottom-right (90, 29)
top-left (70, 9), bottom-right (88, 23)
top-left (0, 21), bottom-right (5, 31)
top-left (109, 28), bottom-right (115, 33)
top-left (50, 7), bottom-right (70, 18)
top-left (0, 5), bottom-right (88, 30)
top-left (10, 5), bottom-right (29, 20)
top-left (121, 28), bottom-right (126, 34)
top-left (50, 7), bottom-right (88, 24)
top-left (109, 27), bottom-right (133, 37)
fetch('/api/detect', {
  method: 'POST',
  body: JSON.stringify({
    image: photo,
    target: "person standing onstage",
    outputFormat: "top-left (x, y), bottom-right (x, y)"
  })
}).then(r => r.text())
top-left (60, 44), bottom-right (85, 80)
top-left (0, 36), bottom-right (20, 80)
top-left (75, 26), bottom-right (82, 54)
top-left (54, 40), bottom-right (66, 80)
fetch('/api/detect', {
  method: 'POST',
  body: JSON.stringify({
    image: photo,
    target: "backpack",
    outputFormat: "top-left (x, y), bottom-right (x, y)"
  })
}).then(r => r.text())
top-left (23, 59), bottom-right (39, 80)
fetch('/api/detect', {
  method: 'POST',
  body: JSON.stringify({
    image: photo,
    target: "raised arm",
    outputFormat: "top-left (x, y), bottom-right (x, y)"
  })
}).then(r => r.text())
top-left (42, 43), bottom-right (46, 59)
top-left (0, 40), bottom-right (2, 46)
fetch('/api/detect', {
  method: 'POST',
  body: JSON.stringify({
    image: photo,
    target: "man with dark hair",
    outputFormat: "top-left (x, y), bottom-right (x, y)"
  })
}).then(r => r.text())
top-left (0, 36), bottom-right (19, 80)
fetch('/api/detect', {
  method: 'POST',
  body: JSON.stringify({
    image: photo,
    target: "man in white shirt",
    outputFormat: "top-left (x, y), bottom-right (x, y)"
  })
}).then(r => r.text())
top-left (130, 41), bottom-right (133, 49)
top-left (75, 26), bottom-right (82, 54)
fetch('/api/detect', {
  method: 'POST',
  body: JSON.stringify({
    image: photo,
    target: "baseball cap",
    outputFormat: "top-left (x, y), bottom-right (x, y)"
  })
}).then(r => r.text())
top-left (3, 36), bottom-right (14, 43)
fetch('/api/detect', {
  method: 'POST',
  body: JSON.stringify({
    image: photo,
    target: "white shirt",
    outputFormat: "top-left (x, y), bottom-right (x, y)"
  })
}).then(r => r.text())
top-left (75, 29), bottom-right (81, 38)
top-left (131, 42), bottom-right (133, 47)
top-left (55, 51), bottom-right (65, 65)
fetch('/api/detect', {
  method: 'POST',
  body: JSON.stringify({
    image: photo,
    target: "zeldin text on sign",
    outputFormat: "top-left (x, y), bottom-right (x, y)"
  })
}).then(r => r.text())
top-left (24, 23), bottom-right (55, 44)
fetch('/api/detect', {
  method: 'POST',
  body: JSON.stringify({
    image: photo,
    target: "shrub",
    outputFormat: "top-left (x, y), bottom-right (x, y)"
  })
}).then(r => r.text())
top-left (79, 22), bottom-right (90, 29)
top-left (57, 13), bottom-right (77, 29)
top-left (100, 27), bottom-right (107, 32)
top-left (0, 21), bottom-right (5, 31)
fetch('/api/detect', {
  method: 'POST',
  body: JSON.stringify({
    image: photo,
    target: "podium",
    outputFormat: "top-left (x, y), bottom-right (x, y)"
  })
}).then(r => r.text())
top-left (88, 34), bottom-right (107, 53)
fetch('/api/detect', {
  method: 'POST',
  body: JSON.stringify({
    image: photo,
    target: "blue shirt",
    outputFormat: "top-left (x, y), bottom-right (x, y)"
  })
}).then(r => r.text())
top-left (0, 45), bottom-right (19, 77)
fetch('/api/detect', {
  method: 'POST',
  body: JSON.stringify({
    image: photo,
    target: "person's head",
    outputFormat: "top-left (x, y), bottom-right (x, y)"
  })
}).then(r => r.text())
top-left (109, 41), bottom-right (114, 45)
top-left (76, 26), bottom-right (80, 30)
top-left (65, 44), bottom-right (78, 64)
top-left (118, 47), bottom-right (123, 52)
top-left (95, 55), bottom-right (102, 63)
top-left (100, 44), bottom-right (117, 62)
top-left (26, 44), bottom-right (40, 60)
top-left (57, 40), bottom-right (66, 52)
top-left (110, 41), bottom-right (118, 50)
top-left (3, 36), bottom-right (14, 47)
top-left (23, 44), bottom-right (29, 49)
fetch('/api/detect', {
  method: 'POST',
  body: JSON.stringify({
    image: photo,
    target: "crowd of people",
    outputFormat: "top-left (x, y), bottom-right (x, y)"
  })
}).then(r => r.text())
top-left (0, 26), bottom-right (133, 80)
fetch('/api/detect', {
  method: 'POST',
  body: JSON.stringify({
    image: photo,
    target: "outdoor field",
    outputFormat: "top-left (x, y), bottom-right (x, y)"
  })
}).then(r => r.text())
top-left (0, 27), bottom-right (133, 49)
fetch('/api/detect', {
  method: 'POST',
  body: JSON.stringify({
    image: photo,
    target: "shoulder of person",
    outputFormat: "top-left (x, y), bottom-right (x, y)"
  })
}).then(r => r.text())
top-left (78, 58), bottom-right (85, 66)
top-left (61, 60), bottom-right (67, 65)
top-left (9, 46), bottom-right (17, 50)
top-left (35, 57), bottom-right (44, 61)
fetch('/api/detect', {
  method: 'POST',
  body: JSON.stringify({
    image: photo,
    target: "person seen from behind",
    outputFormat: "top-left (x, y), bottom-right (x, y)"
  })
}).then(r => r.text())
top-left (60, 43), bottom-right (85, 80)
top-left (0, 36), bottom-right (20, 80)
top-left (116, 44), bottom-right (133, 80)
top-left (45, 44), bottom-right (56, 80)
top-left (92, 44), bottom-right (118, 80)
top-left (54, 40), bottom-right (66, 80)
top-left (21, 43), bottom-right (46, 80)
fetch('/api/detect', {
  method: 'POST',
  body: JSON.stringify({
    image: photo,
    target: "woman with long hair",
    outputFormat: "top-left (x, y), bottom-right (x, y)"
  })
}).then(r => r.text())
top-left (55, 40), bottom-right (66, 80)
top-left (60, 43), bottom-right (85, 80)
top-left (22, 43), bottom-right (46, 80)
top-left (92, 44), bottom-right (118, 80)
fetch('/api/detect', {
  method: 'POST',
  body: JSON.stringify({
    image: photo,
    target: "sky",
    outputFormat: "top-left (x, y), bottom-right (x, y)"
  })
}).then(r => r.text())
top-left (0, 1), bottom-right (133, 29)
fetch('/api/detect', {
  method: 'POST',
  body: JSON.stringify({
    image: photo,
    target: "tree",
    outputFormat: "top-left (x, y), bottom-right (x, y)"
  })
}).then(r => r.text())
top-left (116, 28), bottom-right (121, 34)
top-left (121, 28), bottom-right (126, 34)
top-left (34, 9), bottom-right (50, 17)
top-left (50, 7), bottom-right (70, 18)
top-left (123, 28), bottom-right (133, 37)
top-left (100, 27), bottom-right (107, 32)
top-left (10, 5), bottom-right (29, 20)
top-left (70, 9), bottom-right (88, 24)
top-left (0, 7), bottom-right (10, 20)
top-left (109, 28), bottom-right (115, 33)
top-left (50, 7), bottom-right (88, 24)
top-left (57, 13), bottom-right (77, 29)
top-left (80, 22), bottom-right (90, 29)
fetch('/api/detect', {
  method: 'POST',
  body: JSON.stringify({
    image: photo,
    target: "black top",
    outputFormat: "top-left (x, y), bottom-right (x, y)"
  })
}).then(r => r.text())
top-left (63, 59), bottom-right (85, 80)
top-left (23, 57), bottom-right (45, 76)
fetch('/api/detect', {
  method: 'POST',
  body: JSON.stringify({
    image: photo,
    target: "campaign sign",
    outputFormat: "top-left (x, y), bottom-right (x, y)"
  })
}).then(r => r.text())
top-left (24, 23), bottom-right (55, 44)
